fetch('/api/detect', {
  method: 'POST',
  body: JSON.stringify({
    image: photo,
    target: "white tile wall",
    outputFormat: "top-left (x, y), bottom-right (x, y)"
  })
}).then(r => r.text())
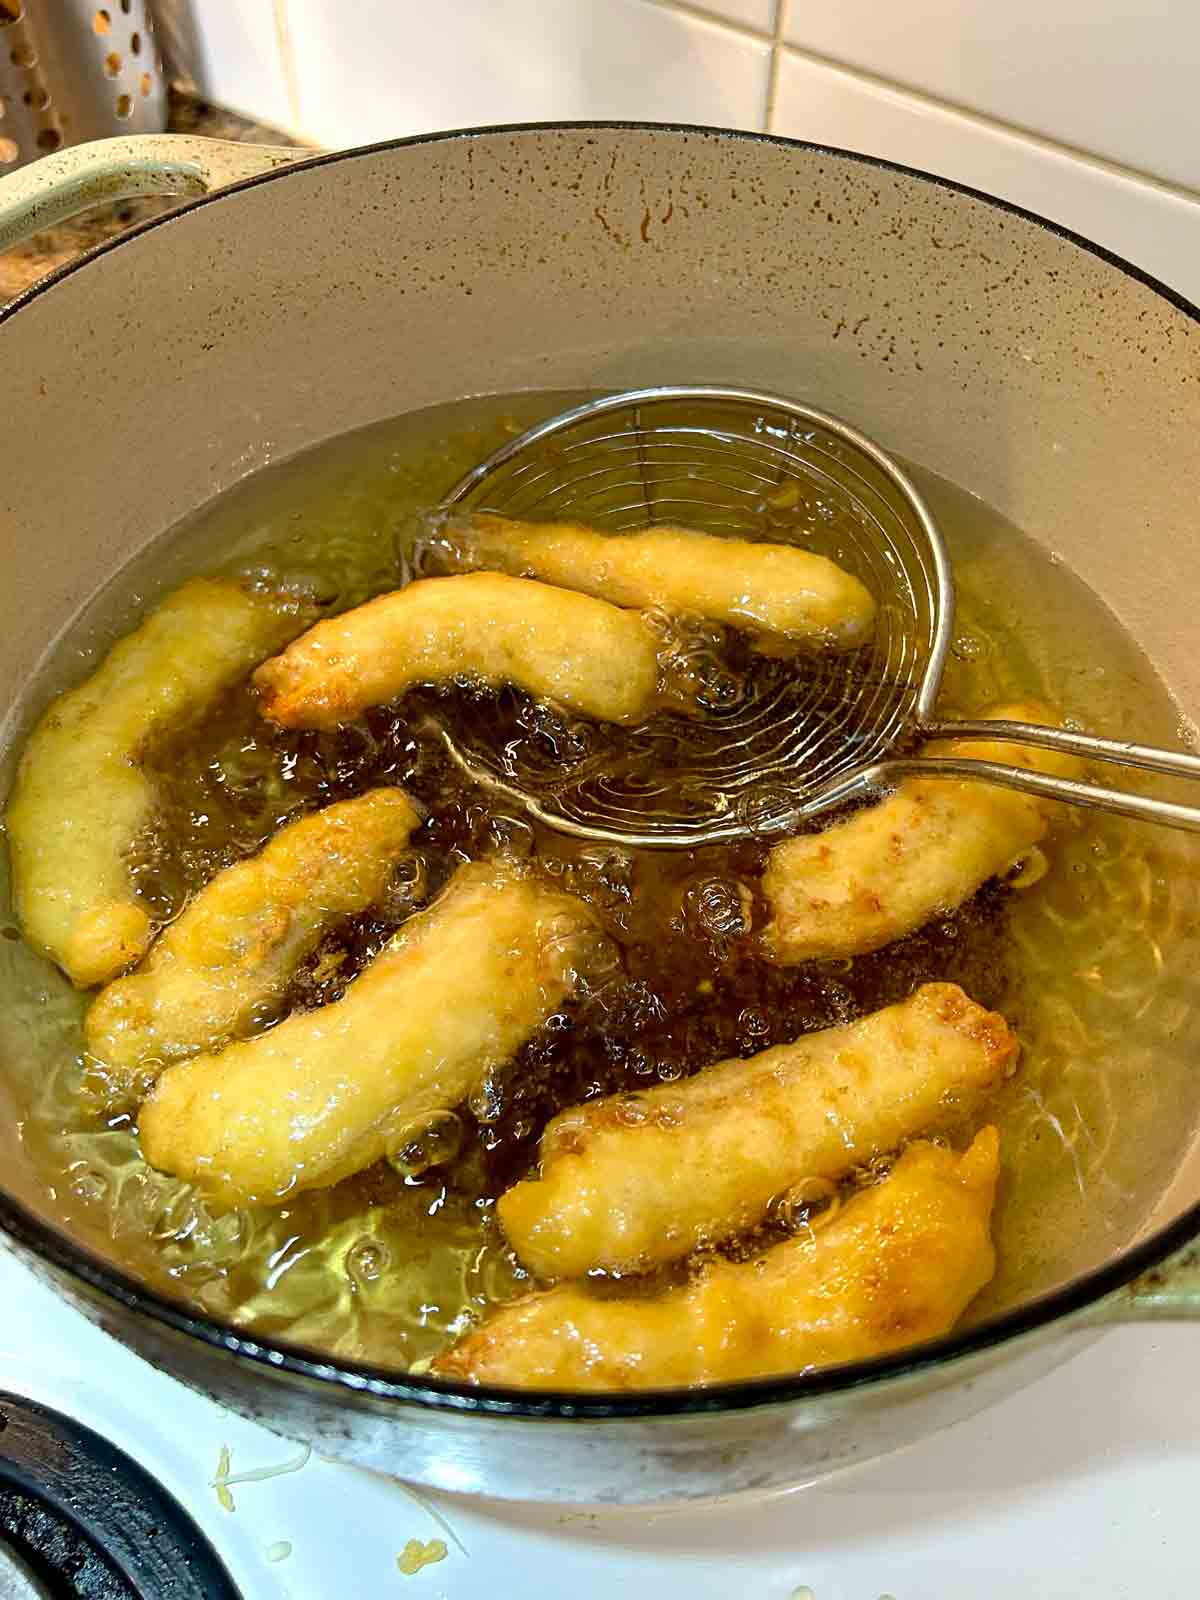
top-left (770, 49), bottom-right (1200, 304)
top-left (781, 0), bottom-right (1200, 198)
top-left (172, 0), bottom-right (295, 133)
top-left (285, 0), bottom-right (771, 149)
top-left (172, 0), bottom-right (1200, 304)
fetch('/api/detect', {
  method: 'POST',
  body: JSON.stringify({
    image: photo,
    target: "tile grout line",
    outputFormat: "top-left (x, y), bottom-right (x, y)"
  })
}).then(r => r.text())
top-left (763, 0), bottom-right (787, 133)
top-left (639, 0), bottom-right (775, 45)
top-left (271, 0), bottom-right (308, 143)
top-left (774, 38), bottom-right (1200, 208)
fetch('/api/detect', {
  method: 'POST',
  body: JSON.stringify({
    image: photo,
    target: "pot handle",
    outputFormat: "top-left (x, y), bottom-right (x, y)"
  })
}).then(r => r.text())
top-left (1088, 1239), bottom-right (1200, 1324)
top-left (0, 134), bottom-right (309, 253)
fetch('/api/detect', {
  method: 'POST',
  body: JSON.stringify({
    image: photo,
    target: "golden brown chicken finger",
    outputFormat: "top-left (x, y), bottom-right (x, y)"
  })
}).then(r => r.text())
top-left (253, 572), bottom-right (661, 730)
top-left (447, 514), bottom-right (877, 647)
top-left (138, 861), bottom-right (598, 1207)
top-left (499, 982), bottom-right (1015, 1279)
top-left (435, 1128), bottom-right (999, 1390)
top-left (86, 788), bottom-right (421, 1083)
top-left (763, 701), bottom-right (1087, 963)
top-left (6, 578), bottom-right (311, 988)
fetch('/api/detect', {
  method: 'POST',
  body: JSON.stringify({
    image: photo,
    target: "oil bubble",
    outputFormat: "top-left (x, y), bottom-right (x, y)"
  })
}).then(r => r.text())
top-left (738, 1006), bottom-right (771, 1044)
top-left (485, 813), bottom-right (536, 857)
top-left (772, 1175), bottom-right (840, 1233)
top-left (614, 1095), bottom-right (650, 1127)
top-left (951, 633), bottom-right (986, 661)
top-left (467, 1077), bottom-right (505, 1125)
top-left (627, 1046), bottom-right (655, 1077)
top-left (386, 1109), bottom-right (466, 1176)
top-left (346, 1237), bottom-right (391, 1286)
top-left (654, 1098), bottom-right (686, 1129)
top-left (682, 876), bottom-right (752, 944)
top-left (68, 1166), bottom-right (109, 1204)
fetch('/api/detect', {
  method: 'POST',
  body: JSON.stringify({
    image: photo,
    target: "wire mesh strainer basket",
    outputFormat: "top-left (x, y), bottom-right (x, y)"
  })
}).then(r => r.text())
top-left (434, 386), bottom-right (1200, 848)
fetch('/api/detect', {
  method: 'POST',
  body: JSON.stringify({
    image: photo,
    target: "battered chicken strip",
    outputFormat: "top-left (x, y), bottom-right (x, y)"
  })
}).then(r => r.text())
top-left (138, 861), bottom-right (597, 1207)
top-left (763, 701), bottom-right (1088, 963)
top-left (434, 1128), bottom-right (999, 1390)
top-left (85, 788), bottom-right (421, 1083)
top-left (5, 578), bottom-right (311, 988)
top-left (446, 513), bottom-right (877, 648)
top-left (253, 572), bottom-right (661, 730)
top-left (499, 982), bottom-right (1014, 1279)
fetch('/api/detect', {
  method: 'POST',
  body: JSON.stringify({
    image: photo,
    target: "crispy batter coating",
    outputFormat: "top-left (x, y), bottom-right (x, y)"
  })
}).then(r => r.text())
top-left (138, 861), bottom-right (597, 1207)
top-left (448, 514), bottom-right (877, 647)
top-left (499, 983), bottom-right (1015, 1278)
top-left (435, 1129), bottom-right (999, 1390)
top-left (253, 572), bottom-right (661, 730)
top-left (85, 788), bottom-right (420, 1083)
top-left (763, 702), bottom-right (1087, 963)
top-left (5, 579), bottom-right (310, 988)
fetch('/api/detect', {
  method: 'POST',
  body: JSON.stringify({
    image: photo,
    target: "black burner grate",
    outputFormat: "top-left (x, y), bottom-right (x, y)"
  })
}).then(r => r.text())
top-left (0, 1393), bottom-right (239, 1599)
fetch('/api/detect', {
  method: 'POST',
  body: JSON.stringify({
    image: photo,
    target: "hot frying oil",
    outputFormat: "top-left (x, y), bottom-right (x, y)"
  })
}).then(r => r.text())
top-left (2, 392), bottom-right (1198, 1370)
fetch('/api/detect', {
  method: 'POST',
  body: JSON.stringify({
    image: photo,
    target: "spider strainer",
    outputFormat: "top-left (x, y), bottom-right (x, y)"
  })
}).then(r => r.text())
top-left (437, 386), bottom-right (1200, 848)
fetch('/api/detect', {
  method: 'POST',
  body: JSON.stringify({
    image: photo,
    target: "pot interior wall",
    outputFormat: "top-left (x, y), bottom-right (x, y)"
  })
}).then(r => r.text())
top-left (1, 125), bottom-right (1199, 1310)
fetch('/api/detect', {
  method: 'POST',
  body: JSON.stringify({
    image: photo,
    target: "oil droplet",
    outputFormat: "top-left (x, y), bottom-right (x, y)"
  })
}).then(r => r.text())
top-left (951, 633), bottom-right (985, 660)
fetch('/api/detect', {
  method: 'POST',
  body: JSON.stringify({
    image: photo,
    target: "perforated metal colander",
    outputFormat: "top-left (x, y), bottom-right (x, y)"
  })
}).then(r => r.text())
top-left (438, 386), bottom-right (1200, 847)
top-left (0, 0), bottom-right (166, 172)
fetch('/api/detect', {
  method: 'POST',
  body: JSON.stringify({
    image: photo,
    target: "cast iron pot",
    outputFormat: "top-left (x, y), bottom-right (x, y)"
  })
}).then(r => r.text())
top-left (0, 127), bottom-right (1198, 1505)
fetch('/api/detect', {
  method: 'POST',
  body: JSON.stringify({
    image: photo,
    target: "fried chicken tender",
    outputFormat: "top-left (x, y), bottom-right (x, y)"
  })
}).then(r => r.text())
top-left (447, 514), bottom-right (877, 647)
top-left (138, 861), bottom-right (597, 1207)
top-left (85, 788), bottom-right (420, 1083)
top-left (763, 701), bottom-right (1087, 963)
top-left (434, 1128), bottom-right (999, 1390)
top-left (5, 579), bottom-right (310, 988)
top-left (499, 982), bottom-right (1015, 1278)
top-left (253, 572), bottom-right (661, 730)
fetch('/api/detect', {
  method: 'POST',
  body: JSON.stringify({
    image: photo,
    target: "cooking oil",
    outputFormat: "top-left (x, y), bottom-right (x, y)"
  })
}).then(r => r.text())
top-left (1, 391), bottom-right (1197, 1370)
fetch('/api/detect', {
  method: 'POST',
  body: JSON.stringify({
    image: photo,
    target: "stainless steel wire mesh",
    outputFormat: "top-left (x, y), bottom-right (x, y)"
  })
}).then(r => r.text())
top-left (438, 386), bottom-right (1200, 844)
top-left (438, 387), bottom-right (949, 844)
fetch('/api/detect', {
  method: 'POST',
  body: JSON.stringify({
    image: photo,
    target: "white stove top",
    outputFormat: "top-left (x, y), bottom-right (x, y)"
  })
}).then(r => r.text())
top-left (3, 1242), bottom-right (1197, 1598)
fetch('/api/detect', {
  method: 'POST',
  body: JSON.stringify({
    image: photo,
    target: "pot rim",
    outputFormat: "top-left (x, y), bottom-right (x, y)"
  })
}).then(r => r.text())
top-left (2, 119), bottom-right (1197, 1422)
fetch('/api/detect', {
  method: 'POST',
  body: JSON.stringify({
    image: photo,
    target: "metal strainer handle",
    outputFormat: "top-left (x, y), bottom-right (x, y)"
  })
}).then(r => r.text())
top-left (807, 751), bottom-right (1200, 835)
top-left (902, 716), bottom-right (1200, 833)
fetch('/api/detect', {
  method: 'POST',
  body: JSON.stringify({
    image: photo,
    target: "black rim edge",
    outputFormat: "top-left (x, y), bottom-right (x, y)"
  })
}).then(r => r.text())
top-left (2, 118), bottom-right (1199, 1421)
